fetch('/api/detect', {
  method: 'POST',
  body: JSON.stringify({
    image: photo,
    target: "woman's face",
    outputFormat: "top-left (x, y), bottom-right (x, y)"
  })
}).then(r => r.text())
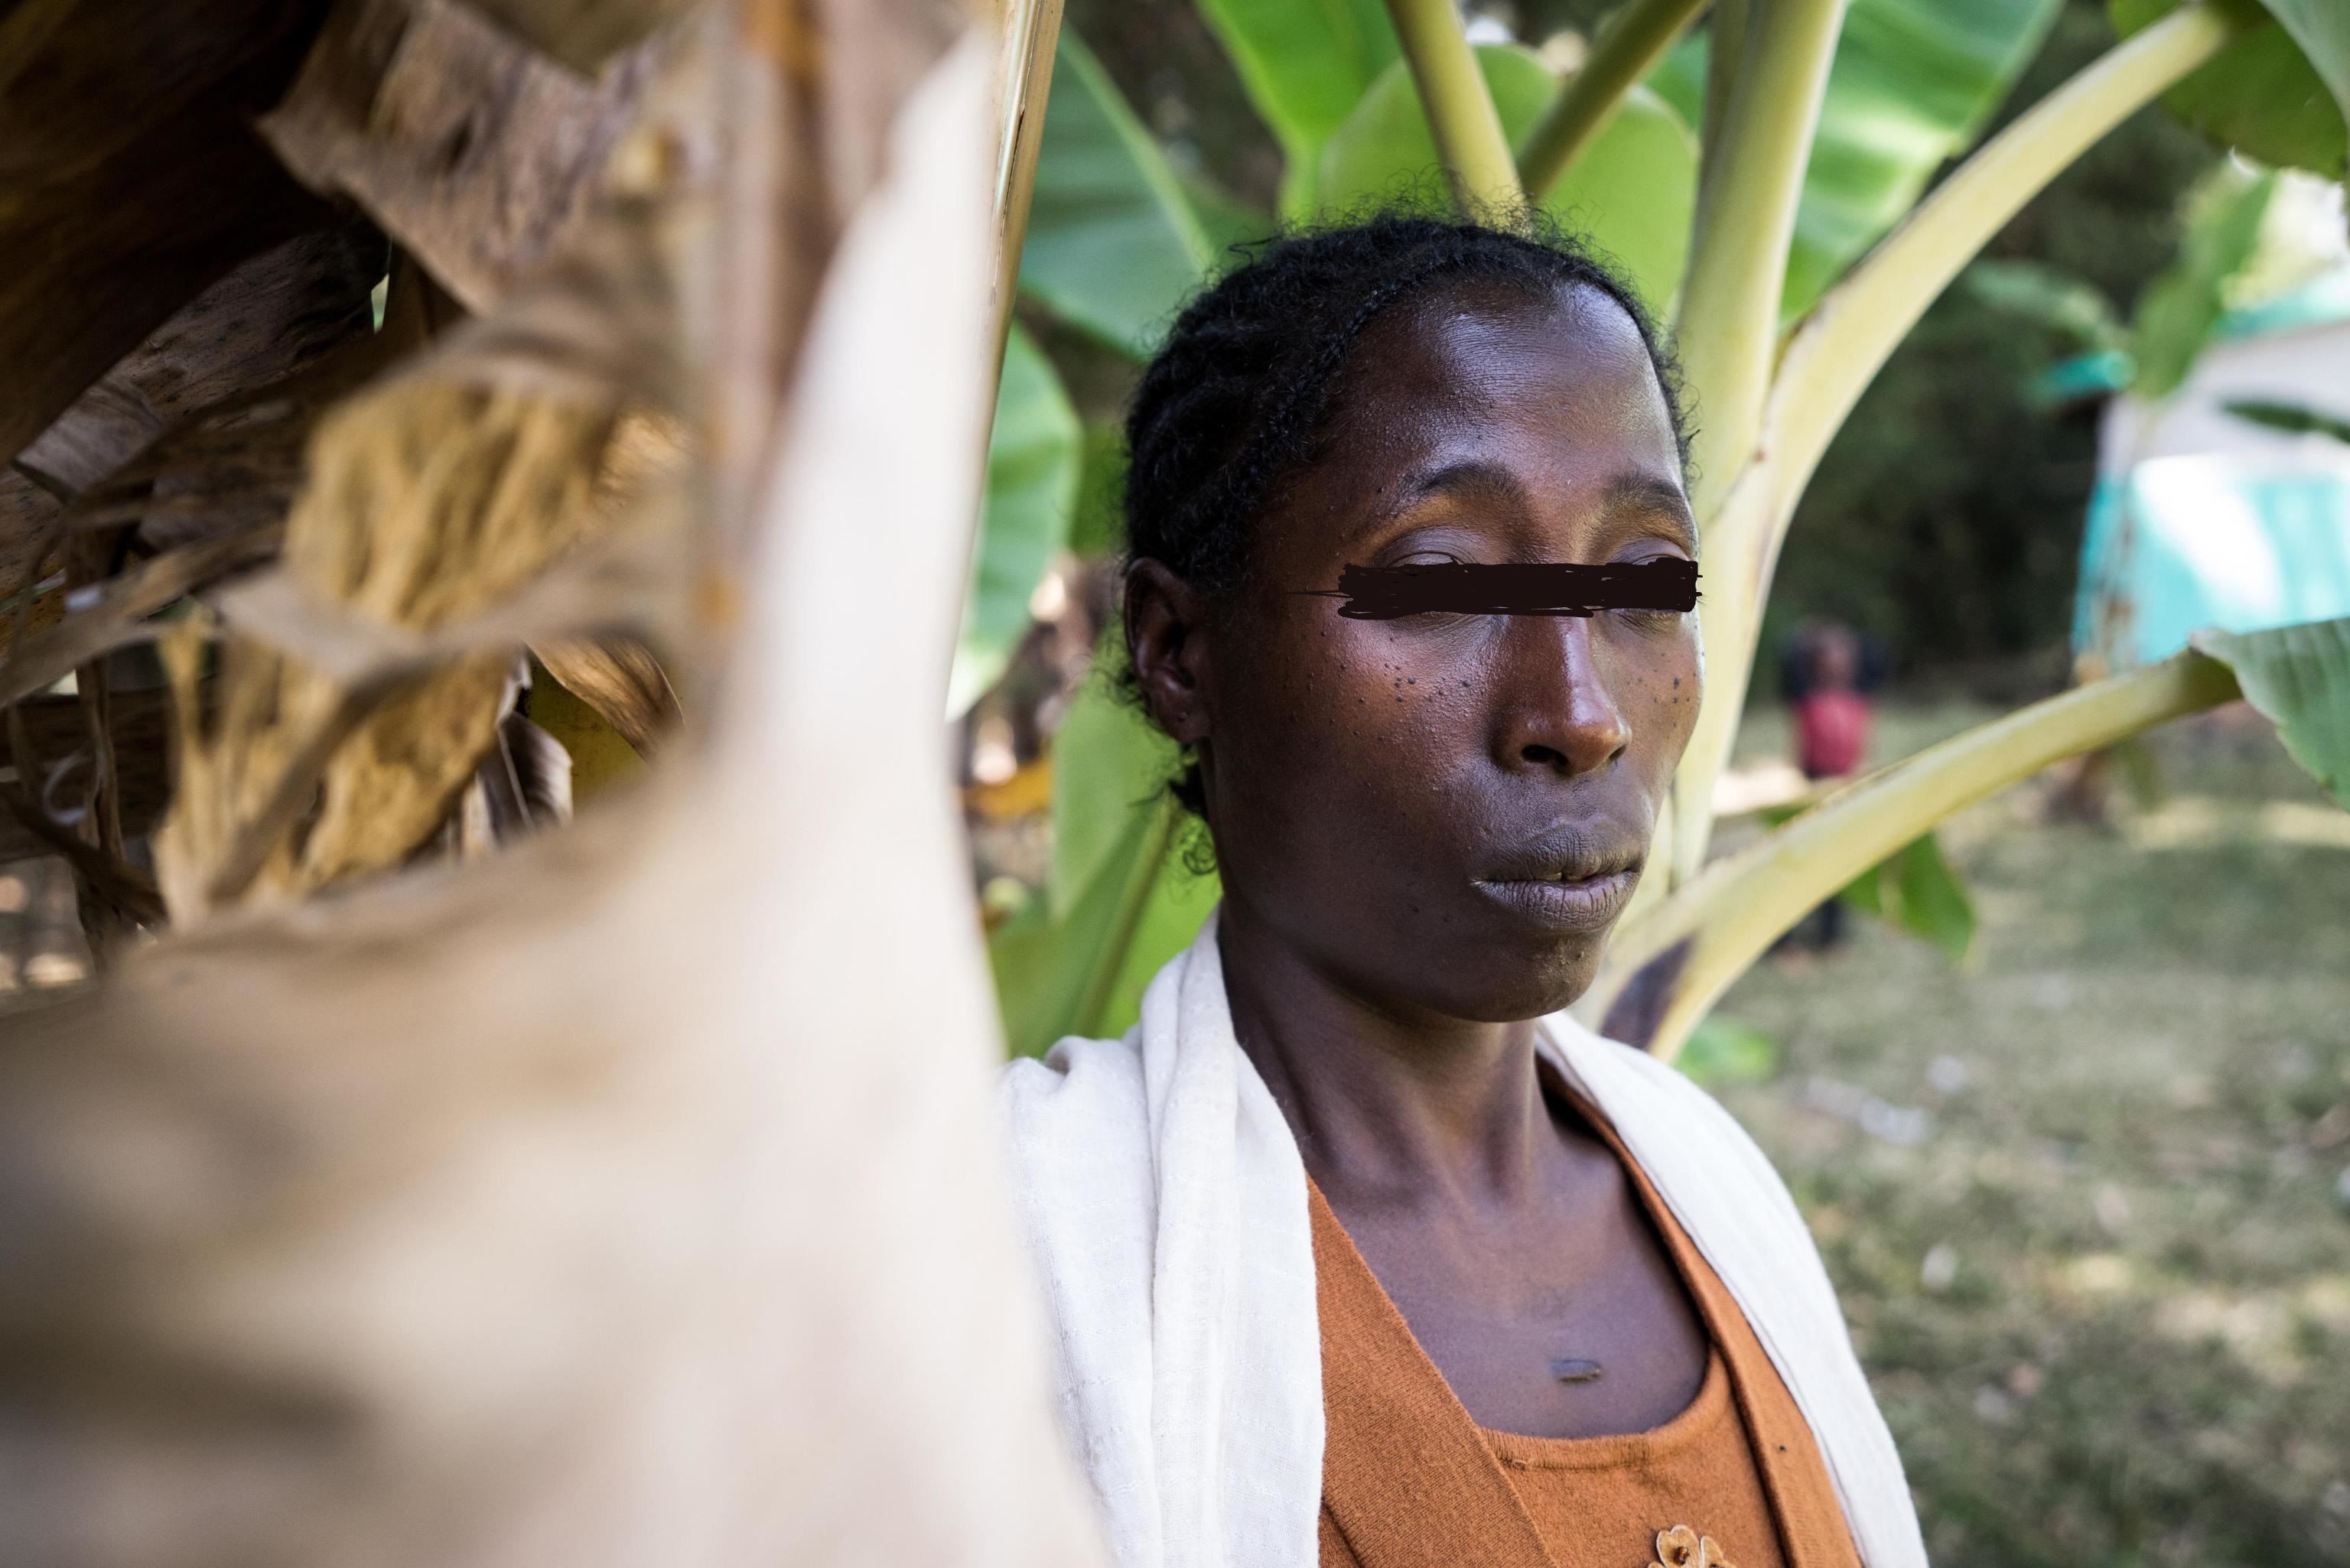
top-left (1131, 281), bottom-right (1702, 1022)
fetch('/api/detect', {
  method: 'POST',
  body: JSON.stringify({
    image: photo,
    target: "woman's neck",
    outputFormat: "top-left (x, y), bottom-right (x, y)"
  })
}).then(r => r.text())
top-left (1216, 901), bottom-right (1552, 1218)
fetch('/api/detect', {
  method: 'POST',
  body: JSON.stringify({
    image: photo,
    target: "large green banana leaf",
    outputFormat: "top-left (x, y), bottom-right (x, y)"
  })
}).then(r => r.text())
top-left (991, 667), bottom-right (1220, 1056)
top-left (1318, 44), bottom-right (1699, 314)
top-left (2113, 0), bottom-right (2348, 178)
top-left (1837, 829), bottom-right (1976, 961)
top-left (1756, 801), bottom-right (1978, 960)
top-left (2127, 165), bottom-right (2277, 400)
top-left (2195, 616), bottom-right (2350, 808)
top-left (1193, 0), bottom-right (1401, 220)
top-left (1653, 0), bottom-right (2065, 320)
top-left (950, 324), bottom-right (1082, 717)
top-left (1019, 31), bottom-right (1214, 359)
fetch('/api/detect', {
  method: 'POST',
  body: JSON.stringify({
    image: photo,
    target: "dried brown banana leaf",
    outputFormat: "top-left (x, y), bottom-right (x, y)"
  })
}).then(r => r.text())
top-left (0, 0), bottom-right (336, 462)
top-left (261, 0), bottom-right (667, 314)
top-left (483, 709), bottom-right (574, 837)
top-left (12, 224), bottom-right (383, 499)
top-left (0, 688), bottom-right (177, 864)
top-left (0, 38), bottom-right (1103, 1565)
top-left (0, 472), bottom-right (60, 602)
top-left (533, 636), bottom-right (678, 753)
top-left (159, 385), bottom-right (624, 915)
top-left (465, 0), bottom-right (701, 76)
top-left (0, 525), bottom-right (285, 708)
top-left (158, 219), bottom-right (694, 916)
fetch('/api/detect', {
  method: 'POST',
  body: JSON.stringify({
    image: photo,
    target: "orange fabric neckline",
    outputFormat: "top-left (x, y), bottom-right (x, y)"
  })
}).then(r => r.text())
top-left (1308, 1076), bottom-right (1863, 1568)
top-left (1481, 1350), bottom-right (1732, 1473)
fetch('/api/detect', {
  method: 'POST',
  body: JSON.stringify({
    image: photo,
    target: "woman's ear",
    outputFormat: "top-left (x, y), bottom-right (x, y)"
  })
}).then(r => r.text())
top-left (1124, 560), bottom-right (1213, 747)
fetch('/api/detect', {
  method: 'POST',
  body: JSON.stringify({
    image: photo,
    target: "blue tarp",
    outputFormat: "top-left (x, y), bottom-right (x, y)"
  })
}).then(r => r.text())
top-left (2075, 458), bottom-right (2350, 667)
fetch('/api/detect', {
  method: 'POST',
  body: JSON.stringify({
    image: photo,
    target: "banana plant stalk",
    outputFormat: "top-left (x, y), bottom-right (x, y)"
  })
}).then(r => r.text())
top-left (1586, 647), bottom-right (2244, 1054)
top-left (1518, 0), bottom-right (1711, 200)
top-left (1381, 0), bottom-right (1524, 211)
top-left (995, 0), bottom-right (2350, 1064)
top-left (1671, 0), bottom-right (1846, 523)
top-left (1760, 1), bottom-right (2247, 522)
top-left (1665, 0), bottom-right (2249, 883)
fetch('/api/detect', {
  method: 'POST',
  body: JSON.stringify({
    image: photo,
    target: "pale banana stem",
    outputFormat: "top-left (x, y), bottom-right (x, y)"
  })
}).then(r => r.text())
top-left (1699, 0), bottom-right (1748, 159)
top-left (1382, 0), bottom-right (1525, 214)
top-left (989, 0), bottom-right (1066, 375)
top-left (1662, 0), bottom-right (2240, 886)
top-left (1671, 0), bottom-right (1846, 524)
top-left (1666, 457), bottom-right (1774, 883)
top-left (1760, 2), bottom-right (2241, 521)
top-left (1518, 0), bottom-right (1711, 200)
top-left (1593, 649), bottom-right (2242, 1057)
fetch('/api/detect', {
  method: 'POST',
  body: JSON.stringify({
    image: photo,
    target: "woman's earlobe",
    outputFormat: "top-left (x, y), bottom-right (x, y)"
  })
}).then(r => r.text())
top-left (1124, 560), bottom-right (1213, 747)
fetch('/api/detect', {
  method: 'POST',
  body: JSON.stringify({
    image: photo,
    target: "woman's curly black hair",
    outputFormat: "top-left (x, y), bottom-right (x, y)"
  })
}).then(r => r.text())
top-left (1118, 212), bottom-right (1692, 821)
top-left (1122, 213), bottom-right (1691, 608)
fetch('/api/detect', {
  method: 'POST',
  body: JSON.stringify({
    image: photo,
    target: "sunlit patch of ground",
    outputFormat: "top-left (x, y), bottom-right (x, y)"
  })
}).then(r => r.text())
top-left (1715, 700), bottom-right (2350, 1566)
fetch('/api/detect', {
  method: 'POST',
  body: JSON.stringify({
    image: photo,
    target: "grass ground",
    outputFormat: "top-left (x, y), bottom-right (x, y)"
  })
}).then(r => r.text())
top-left (1710, 699), bottom-right (2350, 1566)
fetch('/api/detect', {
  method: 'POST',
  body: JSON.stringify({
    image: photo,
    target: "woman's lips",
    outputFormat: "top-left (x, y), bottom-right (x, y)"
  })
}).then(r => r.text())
top-left (1472, 867), bottom-right (1640, 932)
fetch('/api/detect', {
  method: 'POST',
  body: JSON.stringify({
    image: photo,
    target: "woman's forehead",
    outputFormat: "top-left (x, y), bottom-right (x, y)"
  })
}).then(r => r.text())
top-left (1302, 285), bottom-right (1682, 501)
top-left (1364, 279), bottom-right (1658, 397)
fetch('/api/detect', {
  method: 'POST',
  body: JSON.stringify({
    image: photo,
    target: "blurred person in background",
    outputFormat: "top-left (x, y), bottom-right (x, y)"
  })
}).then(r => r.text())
top-left (1779, 623), bottom-right (1876, 955)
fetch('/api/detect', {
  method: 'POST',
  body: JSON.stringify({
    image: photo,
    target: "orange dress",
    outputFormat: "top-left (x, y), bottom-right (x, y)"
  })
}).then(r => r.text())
top-left (1311, 1095), bottom-right (1862, 1568)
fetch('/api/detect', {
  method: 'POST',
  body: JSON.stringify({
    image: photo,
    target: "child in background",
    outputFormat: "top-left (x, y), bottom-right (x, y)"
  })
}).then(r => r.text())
top-left (1794, 624), bottom-right (1871, 786)
top-left (1785, 623), bottom-right (1873, 952)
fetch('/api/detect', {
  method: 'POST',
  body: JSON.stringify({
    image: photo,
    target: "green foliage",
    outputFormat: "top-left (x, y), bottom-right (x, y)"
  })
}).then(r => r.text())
top-left (989, 669), bottom-right (1220, 1056)
top-left (991, 0), bottom-right (2350, 1056)
top-left (1962, 258), bottom-right (2129, 353)
top-left (1652, 0), bottom-right (2066, 319)
top-left (1675, 1013), bottom-right (1782, 1086)
top-left (2193, 615), bottom-right (2350, 808)
top-left (1193, 0), bottom-right (1400, 218)
top-left (950, 324), bottom-right (1081, 717)
top-left (1838, 831), bottom-right (1978, 961)
top-left (988, 797), bottom-right (1172, 1057)
top-left (1065, 419), bottom-right (1130, 558)
top-left (1317, 44), bottom-right (1698, 312)
top-left (1020, 33), bottom-right (1213, 359)
top-left (1761, 800), bottom-right (1980, 959)
top-left (1180, 170), bottom-right (1278, 256)
top-left (1775, 2), bottom-right (2222, 672)
top-left (1045, 666), bottom-right (1177, 919)
top-left (2111, 0), bottom-right (2348, 177)
top-left (2259, 0), bottom-right (2350, 148)
top-left (1965, 160), bottom-right (2301, 405)
top-left (2222, 395), bottom-right (2350, 444)
top-left (2127, 163), bottom-right (2275, 397)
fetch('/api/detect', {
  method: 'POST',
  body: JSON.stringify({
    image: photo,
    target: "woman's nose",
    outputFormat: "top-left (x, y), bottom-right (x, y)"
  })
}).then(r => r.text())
top-left (1491, 614), bottom-right (1629, 776)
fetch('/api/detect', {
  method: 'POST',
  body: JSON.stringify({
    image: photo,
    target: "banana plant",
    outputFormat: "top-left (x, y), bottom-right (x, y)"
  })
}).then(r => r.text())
top-left (978, 0), bottom-right (2350, 1059)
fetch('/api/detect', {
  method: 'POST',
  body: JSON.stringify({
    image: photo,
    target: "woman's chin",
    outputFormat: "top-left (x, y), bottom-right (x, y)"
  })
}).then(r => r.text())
top-left (1424, 937), bottom-right (1605, 1025)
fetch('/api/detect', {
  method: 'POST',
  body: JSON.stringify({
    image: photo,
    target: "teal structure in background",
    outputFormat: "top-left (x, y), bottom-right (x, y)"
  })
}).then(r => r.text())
top-left (2070, 268), bottom-right (2350, 671)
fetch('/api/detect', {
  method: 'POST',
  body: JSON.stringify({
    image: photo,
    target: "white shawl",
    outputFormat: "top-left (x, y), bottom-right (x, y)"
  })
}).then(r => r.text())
top-left (1001, 912), bottom-right (1927, 1568)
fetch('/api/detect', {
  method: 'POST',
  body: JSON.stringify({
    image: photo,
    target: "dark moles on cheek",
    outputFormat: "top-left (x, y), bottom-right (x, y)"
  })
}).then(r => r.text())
top-left (1122, 220), bottom-right (1701, 1023)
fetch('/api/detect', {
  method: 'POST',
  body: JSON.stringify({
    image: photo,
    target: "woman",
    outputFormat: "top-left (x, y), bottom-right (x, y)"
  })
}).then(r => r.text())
top-left (1002, 218), bottom-right (1923, 1568)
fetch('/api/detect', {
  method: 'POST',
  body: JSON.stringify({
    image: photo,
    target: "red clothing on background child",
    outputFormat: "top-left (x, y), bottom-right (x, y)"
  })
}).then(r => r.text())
top-left (1793, 688), bottom-right (1870, 781)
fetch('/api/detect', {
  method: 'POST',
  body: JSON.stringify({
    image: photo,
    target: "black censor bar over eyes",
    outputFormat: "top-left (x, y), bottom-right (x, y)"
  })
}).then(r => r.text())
top-left (1310, 560), bottom-right (1700, 620)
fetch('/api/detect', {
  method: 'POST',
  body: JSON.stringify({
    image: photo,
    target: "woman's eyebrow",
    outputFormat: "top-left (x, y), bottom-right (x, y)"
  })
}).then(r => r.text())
top-left (1341, 457), bottom-right (1527, 548)
top-left (1345, 462), bottom-right (1697, 551)
top-left (1600, 473), bottom-right (1699, 551)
